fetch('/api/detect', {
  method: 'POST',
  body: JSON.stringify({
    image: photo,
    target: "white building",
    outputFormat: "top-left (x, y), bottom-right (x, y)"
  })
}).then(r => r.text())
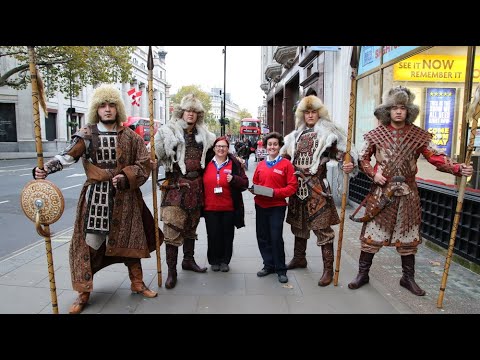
top-left (209, 87), bottom-right (241, 122)
top-left (0, 46), bottom-right (169, 153)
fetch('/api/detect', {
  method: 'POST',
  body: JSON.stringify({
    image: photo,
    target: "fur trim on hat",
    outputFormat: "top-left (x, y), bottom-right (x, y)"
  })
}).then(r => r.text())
top-left (374, 86), bottom-right (419, 125)
top-left (172, 94), bottom-right (205, 125)
top-left (294, 95), bottom-right (330, 129)
top-left (87, 84), bottom-right (127, 126)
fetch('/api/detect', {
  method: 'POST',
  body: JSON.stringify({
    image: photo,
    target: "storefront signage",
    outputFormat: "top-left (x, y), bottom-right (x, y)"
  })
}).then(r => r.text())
top-left (425, 88), bottom-right (456, 155)
top-left (358, 46), bottom-right (381, 75)
top-left (394, 55), bottom-right (480, 82)
top-left (358, 46), bottom-right (420, 76)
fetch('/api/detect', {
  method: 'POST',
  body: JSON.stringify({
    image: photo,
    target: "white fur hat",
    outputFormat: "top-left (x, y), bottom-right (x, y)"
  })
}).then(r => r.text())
top-left (294, 95), bottom-right (330, 128)
top-left (172, 93), bottom-right (205, 124)
top-left (87, 84), bottom-right (127, 125)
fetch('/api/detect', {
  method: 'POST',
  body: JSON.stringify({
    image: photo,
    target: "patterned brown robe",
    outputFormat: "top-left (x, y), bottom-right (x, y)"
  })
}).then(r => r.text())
top-left (44, 124), bottom-right (155, 292)
top-left (359, 124), bottom-right (463, 255)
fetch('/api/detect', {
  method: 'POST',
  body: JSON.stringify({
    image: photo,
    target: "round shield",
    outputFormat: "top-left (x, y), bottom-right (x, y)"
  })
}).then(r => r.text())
top-left (20, 179), bottom-right (65, 225)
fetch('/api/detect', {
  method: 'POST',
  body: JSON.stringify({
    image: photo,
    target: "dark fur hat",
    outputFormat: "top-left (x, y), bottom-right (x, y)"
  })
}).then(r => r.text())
top-left (374, 86), bottom-right (419, 125)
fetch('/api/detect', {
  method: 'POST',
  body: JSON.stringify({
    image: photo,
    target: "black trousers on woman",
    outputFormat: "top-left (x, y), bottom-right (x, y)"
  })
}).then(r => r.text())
top-left (204, 211), bottom-right (235, 265)
top-left (255, 204), bottom-right (287, 276)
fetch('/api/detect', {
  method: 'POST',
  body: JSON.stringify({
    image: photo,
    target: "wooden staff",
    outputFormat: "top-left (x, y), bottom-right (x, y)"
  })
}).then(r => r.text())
top-left (27, 46), bottom-right (59, 313)
top-left (437, 84), bottom-right (480, 308)
top-left (334, 46), bottom-right (358, 286)
top-left (147, 46), bottom-right (163, 287)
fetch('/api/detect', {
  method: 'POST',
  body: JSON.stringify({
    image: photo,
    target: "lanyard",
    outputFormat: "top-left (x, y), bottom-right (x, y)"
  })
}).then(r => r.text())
top-left (213, 158), bottom-right (229, 186)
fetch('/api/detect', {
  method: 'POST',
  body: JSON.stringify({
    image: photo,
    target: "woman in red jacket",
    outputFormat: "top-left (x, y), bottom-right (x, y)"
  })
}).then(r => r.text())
top-left (203, 136), bottom-right (249, 272)
top-left (251, 132), bottom-right (298, 283)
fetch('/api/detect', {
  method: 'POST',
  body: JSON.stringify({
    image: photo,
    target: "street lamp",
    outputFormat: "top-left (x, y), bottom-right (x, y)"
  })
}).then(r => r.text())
top-left (221, 46), bottom-right (226, 137)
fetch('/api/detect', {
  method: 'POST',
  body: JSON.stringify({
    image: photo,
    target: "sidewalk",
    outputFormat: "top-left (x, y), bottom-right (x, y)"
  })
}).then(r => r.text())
top-left (1, 165), bottom-right (479, 314)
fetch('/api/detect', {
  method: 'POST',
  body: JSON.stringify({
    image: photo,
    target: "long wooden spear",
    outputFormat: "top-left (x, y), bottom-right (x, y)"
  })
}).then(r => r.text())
top-left (334, 46), bottom-right (358, 286)
top-left (437, 84), bottom-right (480, 308)
top-left (20, 46), bottom-right (64, 313)
top-left (147, 46), bottom-right (163, 287)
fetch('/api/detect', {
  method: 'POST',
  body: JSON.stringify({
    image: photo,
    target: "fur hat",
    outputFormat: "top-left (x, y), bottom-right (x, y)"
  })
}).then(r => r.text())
top-left (294, 95), bottom-right (330, 129)
top-left (87, 84), bottom-right (127, 126)
top-left (374, 86), bottom-right (419, 125)
top-left (172, 93), bottom-right (205, 124)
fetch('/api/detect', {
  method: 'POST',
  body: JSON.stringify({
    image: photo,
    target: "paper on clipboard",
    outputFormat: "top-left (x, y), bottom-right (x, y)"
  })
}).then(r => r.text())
top-left (252, 184), bottom-right (274, 197)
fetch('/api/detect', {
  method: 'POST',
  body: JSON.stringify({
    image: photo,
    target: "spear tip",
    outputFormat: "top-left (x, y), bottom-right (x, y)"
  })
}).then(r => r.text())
top-left (147, 46), bottom-right (154, 70)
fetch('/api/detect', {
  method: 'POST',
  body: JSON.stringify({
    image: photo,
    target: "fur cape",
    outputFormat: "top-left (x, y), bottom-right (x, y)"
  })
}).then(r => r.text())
top-left (154, 114), bottom-right (216, 174)
top-left (281, 117), bottom-right (358, 177)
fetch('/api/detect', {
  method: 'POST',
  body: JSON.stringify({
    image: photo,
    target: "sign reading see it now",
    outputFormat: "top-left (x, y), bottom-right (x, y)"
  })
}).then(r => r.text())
top-left (394, 55), bottom-right (480, 82)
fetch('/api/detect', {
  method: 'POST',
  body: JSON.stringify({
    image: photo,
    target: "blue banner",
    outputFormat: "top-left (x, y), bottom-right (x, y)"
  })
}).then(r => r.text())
top-left (425, 88), bottom-right (456, 156)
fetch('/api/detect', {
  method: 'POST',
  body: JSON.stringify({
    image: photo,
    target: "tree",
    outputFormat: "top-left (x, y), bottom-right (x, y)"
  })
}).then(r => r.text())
top-left (0, 46), bottom-right (135, 98)
top-left (170, 85), bottom-right (212, 115)
top-left (237, 108), bottom-right (252, 120)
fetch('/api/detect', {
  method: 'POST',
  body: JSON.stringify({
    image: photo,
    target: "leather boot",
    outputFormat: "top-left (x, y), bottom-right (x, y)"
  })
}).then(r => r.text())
top-left (69, 292), bottom-right (90, 314)
top-left (127, 261), bottom-right (158, 298)
top-left (318, 243), bottom-right (334, 286)
top-left (348, 251), bottom-right (375, 290)
top-left (165, 244), bottom-right (178, 289)
top-left (182, 238), bottom-right (207, 273)
top-left (287, 237), bottom-right (308, 269)
top-left (400, 255), bottom-right (426, 296)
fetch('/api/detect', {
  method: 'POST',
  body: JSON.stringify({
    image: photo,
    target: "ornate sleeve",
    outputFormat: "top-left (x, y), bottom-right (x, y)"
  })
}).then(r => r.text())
top-left (420, 142), bottom-right (461, 176)
top-left (358, 140), bottom-right (376, 179)
top-left (44, 136), bottom-right (86, 175)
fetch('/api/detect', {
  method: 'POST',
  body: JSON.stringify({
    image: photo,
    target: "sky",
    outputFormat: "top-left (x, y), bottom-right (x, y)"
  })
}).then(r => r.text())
top-left (164, 46), bottom-right (264, 117)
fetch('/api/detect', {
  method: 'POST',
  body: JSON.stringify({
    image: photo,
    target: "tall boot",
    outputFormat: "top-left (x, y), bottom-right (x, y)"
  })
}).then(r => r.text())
top-left (69, 292), bottom-right (90, 314)
top-left (318, 243), bottom-right (334, 286)
top-left (287, 237), bottom-right (308, 270)
top-left (348, 251), bottom-right (375, 290)
top-left (165, 244), bottom-right (178, 289)
top-left (400, 255), bottom-right (426, 296)
top-left (127, 261), bottom-right (158, 298)
top-left (182, 238), bottom-right (207, 273)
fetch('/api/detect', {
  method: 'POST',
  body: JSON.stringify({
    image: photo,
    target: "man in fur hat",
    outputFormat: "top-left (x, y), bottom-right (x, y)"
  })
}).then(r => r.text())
top-left (281, 94), bottom-right (357, 287)
top-left (34, 84), bottom-right (159, 314)
top-left (154, 94), bottom-right (216, 289)
top-left (348, 85), bottom-right (473, 296)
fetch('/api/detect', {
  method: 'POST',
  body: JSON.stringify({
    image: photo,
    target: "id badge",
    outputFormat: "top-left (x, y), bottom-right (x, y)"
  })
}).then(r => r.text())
top-left (214, 187), bottom-right (223, 194)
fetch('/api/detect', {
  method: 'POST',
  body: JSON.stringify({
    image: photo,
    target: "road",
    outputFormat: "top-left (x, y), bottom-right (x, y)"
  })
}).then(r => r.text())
top-left (0, 158), bottom-right (159, 260)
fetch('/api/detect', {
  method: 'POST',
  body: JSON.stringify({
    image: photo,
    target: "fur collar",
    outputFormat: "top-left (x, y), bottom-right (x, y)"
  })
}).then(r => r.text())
top-left (281, 118), bottom-right (358, 177)
top-left (154, 116), bottom-right (216, 174)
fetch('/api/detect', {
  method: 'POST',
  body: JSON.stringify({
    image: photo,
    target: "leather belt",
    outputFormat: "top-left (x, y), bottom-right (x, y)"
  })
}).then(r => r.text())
top-left (385, 175), bottom-right (415, 182)
top-left (182, 171), bottom-right (200, 179)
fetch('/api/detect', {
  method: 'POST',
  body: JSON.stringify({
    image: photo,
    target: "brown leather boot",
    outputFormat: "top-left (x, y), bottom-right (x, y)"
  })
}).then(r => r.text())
top-left (287, 237), bottom-right (308, 269)
top-left (69, 292), bottom-right (91, 314)
top-left (400, 255), bottom-right (426, 296)
top-left (165, 244), bottom-right (178, 289)
top-left (182, 238), bottom-right (207, 273)
top-left (127, 261), bottom-right (158, 298)
top-left (318, 243), bottom-right (334, 286)
top-left (348, 251), bottom-right (375, 289)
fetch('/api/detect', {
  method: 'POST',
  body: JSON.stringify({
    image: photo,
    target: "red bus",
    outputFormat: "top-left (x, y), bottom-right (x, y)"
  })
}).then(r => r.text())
top-left (123, 116), bottom-right (161, 144)
top-left (240, 118), bottom-right (261, 136)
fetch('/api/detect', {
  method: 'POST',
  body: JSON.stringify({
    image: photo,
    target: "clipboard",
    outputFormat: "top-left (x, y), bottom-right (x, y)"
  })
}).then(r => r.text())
top-left (251, 184), bottom-right (274, 197)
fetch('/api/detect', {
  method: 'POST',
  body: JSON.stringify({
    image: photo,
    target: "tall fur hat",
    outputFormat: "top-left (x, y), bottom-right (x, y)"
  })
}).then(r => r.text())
top-left (294, 95), bottom-right (330, 129)
top-left (172, 93), bottom-right (205, 124)
top-left (87, 84), bottom-right (127, 126)
top-left (374, 86), bottom-right (419, 125)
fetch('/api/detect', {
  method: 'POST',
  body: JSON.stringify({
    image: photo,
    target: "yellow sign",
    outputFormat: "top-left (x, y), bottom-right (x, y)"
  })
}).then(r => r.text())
top-left (394, 54), bottom-right (480, 82)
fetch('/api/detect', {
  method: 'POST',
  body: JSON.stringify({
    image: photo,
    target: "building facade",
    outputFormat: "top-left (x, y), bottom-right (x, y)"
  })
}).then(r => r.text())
top-left (0, 46), bottom-right (169, 153)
